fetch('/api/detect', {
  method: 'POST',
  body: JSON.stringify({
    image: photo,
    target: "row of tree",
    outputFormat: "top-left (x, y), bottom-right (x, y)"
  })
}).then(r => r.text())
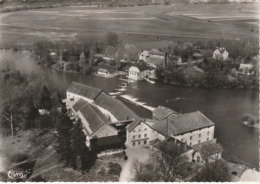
top-left (133, 149), bottom-right (231, 182)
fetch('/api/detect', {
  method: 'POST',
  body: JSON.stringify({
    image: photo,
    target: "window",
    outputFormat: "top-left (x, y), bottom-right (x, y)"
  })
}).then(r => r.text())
top-left (139, 129), bottom-right (141, 131)
top-left (207, 137), bottom-right (209, 141)
top-left (181, 139), bottom-right (184, 142)
top-left (198, 140), bottom-right (201, 144)
top-left (133, 136), bottom-right (135, 139)
top-left (138, 135), bottom-right (141, 138)
top-left (199, 133), bottom-right (201, 138)
top-left (144, 128), bottom-right (147, 131)
top-left (190, 142), bottom-right (192, 146)
top-left (144, 134), bottom-right (147, 137)
top-left (133, 142), bottom-right (135, 146)
top-left (133, 130), bottom-right (135, 132)
top-left (190, 136), bottom-right (192, 140)
top-left (144, 140), bottom-right (147, 145)
top-left (207, 131), bottom-right (210, 135)
top-left (138, 141), bottom-right (140, 145)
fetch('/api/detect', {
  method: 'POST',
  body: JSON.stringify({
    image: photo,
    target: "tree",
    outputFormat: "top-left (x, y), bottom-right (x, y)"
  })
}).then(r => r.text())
top-left (133, 147), bottom-right (188, 182)
top-left (39, 86), bottom-right (52, 110)
top-left (55, 113), bottom-right (73, 166)
top-left (106, 32), bottom-right (120, 47)
top-left (193, 160), bottom-right (231, 182)
top-left (70, 120), bottom-right (93, 171)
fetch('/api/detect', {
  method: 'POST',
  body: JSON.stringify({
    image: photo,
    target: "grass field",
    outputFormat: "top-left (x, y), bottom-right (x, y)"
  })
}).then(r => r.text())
top-left (0, 3), bottom-right (259, 49)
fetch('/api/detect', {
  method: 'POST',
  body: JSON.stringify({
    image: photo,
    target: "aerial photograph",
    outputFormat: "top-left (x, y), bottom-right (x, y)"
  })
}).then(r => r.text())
top-left (0, 0), bottom-right (259, 182)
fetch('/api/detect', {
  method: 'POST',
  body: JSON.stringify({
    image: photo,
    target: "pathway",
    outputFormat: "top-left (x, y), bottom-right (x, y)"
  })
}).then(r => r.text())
top-left (119, 147), bottom-right (150, 182)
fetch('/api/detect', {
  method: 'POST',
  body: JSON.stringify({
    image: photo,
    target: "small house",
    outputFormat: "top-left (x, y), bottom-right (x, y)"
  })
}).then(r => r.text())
top-left (128, 66), bottom-right (149, 81)
top-left (239, 63), bottom-right (254, 75)
top-left (213, 47), bottom-right (229, 61)
top-left (97, 68), bottom-right (111, 77)
top-left (192, 139), bottom-right (223, 163)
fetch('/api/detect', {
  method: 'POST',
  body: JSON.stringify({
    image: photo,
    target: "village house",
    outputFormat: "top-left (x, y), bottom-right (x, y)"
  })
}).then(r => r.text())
top-left (138, 50), bottom-right (150, 62)
top-left (128, 66), bottom-right (149, 81)
top-left (239, 63), bottom-right (254, 75)
top-left (167, 55), bottom-right (182, 65)
top-left (213, 47), bottom-right (229, 61)
top-left (103, 45), bottom-right (139, 63)
top-left (146, 49), bottom-right (166, 68)
top-left (97, 68), bottom-right (111, 77)
top-left (138, 49), bottom-right (167, 68)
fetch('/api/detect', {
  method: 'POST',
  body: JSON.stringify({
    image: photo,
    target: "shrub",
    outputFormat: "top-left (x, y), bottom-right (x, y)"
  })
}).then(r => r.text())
top-left (10, 153), bottom-right (28, 163)
top-left (108, 162), bottom-right (122, 176)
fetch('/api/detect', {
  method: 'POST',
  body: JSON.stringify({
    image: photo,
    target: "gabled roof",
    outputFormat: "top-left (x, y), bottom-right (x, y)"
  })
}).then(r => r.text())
top-left (150, 111), bottom-right (214, 136)
top-left (151, 137), bottom-right (192, 157)
top-left (72, 98), bottom-right (87, 112)
top-left (149, 49), bottom-right (165, 56)
top-left (95, 92), bottom-right (140, 122)
top-left (76, 100), bottom-right (110, 136)
top-left (153, 105), bottom-right (178, 120)
top-left (67, 82), bottom-right (102, 100)
top-left (167, 111), bottom-right (215, 136)
top-left (146, 55), bottom-right (165, 66)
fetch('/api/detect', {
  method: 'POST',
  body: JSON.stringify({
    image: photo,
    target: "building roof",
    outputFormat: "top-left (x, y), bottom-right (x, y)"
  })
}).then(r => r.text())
top-left (149, 49), bottom-right (165, 56)
top-left (72, 98), bottom-right (88, 112)
top-left (193, 140), bottom-right (223, 159)
top-left (150, 111), bottom-right (214, 136)
top-left (167, 111), bottom-right (214, 136)
top-left (146, 55), bottom-right (165, 66)
top-left (94, 135), bottom-right (122, 147)
top-left (95, 92), bottom-right (140, 122)
top-left (129, 66), bottom-right (140, 73)
top-left (77, 100), bottom-right (110, 136)
top-left (151, 137), bottom-right (192, 157)
top-left (67, 82), bottom-right (102, 101)
top-left (98, 68), bottom-right (109, 73)
top-left (239, 63), bottom-right (254, 70)
top-left (153, 105), bottom-right (178, 120)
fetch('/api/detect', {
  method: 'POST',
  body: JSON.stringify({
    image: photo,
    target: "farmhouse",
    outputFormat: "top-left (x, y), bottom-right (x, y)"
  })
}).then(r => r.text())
top-left (213, 47), bottom-right (229, 61)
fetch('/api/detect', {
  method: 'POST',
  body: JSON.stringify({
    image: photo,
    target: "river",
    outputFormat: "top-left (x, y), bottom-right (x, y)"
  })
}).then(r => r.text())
top-left (0, 50), bottom-right (258, 168)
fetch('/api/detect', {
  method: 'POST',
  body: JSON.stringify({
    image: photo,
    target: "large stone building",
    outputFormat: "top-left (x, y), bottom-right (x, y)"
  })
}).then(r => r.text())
top-left (64, 82), bottom-right (218, 160)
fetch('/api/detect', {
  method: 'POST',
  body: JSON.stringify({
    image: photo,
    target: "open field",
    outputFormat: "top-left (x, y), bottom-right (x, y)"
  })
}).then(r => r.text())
top-left (0, 3), bottom-right (259, 49)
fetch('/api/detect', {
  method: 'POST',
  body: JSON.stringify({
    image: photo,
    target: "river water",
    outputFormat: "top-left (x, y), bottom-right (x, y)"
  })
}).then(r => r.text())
top-left (0, 50), bottom-right (258, 168)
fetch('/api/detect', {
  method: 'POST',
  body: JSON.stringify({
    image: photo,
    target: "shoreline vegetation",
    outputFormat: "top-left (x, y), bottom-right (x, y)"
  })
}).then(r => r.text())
top-left (241, 113), bottom-right (259, 129)
top-left (1, 33), bottom-right (258, 90)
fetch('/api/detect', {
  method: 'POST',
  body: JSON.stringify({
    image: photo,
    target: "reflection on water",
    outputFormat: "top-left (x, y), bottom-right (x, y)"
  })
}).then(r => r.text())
top-left (0, 50), bottom-right (258, 168)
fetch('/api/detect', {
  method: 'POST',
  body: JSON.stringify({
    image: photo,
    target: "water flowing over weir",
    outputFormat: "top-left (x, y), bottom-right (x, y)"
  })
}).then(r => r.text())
top-left (0, 50), bottom-right (258, 169)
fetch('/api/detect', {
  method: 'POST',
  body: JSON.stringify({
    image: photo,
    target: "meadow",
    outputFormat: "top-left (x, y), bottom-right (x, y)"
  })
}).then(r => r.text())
top-left (0, 3), bottom-right (258, 50)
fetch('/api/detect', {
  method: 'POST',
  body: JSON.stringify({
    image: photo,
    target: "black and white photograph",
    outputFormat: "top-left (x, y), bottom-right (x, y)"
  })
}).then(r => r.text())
top-left (0, 0), bottom-right (259, 182)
